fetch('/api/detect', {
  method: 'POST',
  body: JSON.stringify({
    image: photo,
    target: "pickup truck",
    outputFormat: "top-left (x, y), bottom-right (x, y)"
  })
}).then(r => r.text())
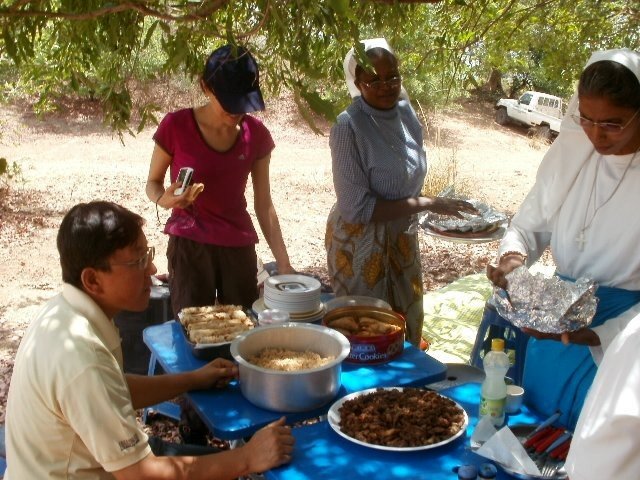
top-left (495, 91), bottom-right (564, 140)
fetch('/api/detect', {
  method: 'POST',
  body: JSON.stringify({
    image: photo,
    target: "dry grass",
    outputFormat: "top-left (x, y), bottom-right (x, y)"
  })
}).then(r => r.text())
top-left (422, 150), bottom-right (472, 198)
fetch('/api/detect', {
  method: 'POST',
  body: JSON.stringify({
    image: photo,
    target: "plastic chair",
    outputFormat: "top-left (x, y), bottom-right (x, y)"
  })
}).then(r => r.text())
top-left (469, 301), bottom-right (529, 386)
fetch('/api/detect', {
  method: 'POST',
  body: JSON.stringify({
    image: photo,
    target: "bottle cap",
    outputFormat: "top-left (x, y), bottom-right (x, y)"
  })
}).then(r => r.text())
top-left (457, 464), bottom-right (478, 480)
top-left (491, 338), bottom-right (505, 352)
top-left (478, 463), bottom-right (498, 479)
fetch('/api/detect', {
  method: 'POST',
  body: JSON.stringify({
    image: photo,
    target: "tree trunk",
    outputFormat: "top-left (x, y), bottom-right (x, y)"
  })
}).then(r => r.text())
top-left (483, 69), bottom-right (503, 94)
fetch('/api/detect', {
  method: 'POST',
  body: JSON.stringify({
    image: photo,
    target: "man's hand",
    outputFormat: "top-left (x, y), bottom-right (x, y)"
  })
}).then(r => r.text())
top-left (243, 417), bottom-right (295, 473)
top-left (522, 327), bottom-right (600, 346)
top-left (192, 358), bottom-right (238, 390)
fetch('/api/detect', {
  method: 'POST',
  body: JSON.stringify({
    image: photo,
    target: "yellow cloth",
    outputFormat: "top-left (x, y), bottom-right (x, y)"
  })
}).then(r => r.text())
top-left (422, 273), bottom-right (493, 363)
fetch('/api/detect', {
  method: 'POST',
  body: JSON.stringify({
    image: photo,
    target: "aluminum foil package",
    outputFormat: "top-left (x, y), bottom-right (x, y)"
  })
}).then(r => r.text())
top-left (493, 266), bottom-right (598, 333)
top-left (420, 196), bottom-right (508, 233)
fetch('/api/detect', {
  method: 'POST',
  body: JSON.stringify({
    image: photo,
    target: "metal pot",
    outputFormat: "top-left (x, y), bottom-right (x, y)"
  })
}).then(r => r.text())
top-left (230, 323), bottom-right (350, 412)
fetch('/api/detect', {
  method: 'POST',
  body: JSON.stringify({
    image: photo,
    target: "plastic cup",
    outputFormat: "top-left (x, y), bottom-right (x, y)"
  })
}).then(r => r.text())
top-left (257, 309), bottom-right (290, 326)
top-left (505, 384), bottom-right (525, 413)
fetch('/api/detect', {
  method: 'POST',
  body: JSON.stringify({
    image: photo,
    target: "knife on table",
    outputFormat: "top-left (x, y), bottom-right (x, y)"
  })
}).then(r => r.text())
top-left (527, 410), bottom-right (562, 438)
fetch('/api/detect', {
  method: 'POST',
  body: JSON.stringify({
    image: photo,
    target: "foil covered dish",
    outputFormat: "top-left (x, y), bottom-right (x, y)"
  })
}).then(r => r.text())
top-left (419, 192), bottom-right (508, 240)
top-left (493, 266), bottom-right (598, 334)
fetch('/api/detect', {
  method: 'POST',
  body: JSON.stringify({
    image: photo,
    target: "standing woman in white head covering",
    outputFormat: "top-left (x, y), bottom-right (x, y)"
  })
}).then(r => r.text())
top-left (487, 48), bottom-right (640, 429)
top-left (325, 38), bottom-right (476, 346)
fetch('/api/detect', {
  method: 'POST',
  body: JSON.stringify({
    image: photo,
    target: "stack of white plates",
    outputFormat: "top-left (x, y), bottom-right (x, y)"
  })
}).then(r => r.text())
top-left (256, 274), bottom-right (324, 322)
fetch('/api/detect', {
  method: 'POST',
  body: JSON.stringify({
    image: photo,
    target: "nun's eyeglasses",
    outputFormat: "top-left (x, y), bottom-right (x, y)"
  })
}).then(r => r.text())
top-left (570, 109), bottom-right (640, 133)
top-left (361, 76), bottom-right (402, 90)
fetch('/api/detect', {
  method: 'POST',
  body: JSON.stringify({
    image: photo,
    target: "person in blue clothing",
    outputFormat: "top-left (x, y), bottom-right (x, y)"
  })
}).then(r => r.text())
top-left (325, 38), bottom-right (476, 347)
top-left (487, 48), bottom-right (640, 429)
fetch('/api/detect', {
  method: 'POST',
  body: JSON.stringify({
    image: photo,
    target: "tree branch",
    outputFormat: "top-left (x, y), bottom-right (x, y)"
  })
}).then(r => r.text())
top-left (1, 0), bottom-right (231, 22)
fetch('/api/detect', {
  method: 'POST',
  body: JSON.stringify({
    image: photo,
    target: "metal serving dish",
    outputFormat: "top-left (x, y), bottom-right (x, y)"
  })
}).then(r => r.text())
top-left (322, 306), bottom-right (405, 364)
top-left (179, 320), bottom-right (253, 361)
top-left (230, 323), bottom-right (351, 412)
top-left (324, 295), bottom-right (392, 313)
top-left (181, 329), bottom-right (233, 361)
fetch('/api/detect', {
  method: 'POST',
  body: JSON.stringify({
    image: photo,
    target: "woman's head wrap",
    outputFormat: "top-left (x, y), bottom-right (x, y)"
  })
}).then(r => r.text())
top-left (342, 38), bottom-right (409, 101)
top-left (343, 38), bottom-right (395, 98)
top-left (512, 48), bottom-right (640, 232)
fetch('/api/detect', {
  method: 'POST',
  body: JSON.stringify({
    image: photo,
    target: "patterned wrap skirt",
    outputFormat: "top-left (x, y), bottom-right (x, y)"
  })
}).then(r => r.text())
top-left (325, 204), bottom-right (424, 346)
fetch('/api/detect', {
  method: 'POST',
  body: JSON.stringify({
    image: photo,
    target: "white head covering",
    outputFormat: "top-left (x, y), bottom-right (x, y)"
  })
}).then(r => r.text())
top-left (343, 37), bottom-right (410, 101)
top-left (512, 48), bottom-right (640, 231)
top-left (343, 38), bottom-right (395, 98)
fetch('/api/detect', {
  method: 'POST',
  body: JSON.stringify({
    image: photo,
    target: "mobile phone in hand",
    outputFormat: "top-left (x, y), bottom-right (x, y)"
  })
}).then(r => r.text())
top-left (174, 167), bottom-right (194, 196)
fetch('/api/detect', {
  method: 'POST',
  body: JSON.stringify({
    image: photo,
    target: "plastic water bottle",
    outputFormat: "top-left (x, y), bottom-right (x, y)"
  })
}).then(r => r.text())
top-left (479, 338), bottom-right (509, 427)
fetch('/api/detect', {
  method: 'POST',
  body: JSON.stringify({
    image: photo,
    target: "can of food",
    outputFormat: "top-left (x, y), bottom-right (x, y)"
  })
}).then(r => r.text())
top-left (322, 306), bottom-right (405, 364)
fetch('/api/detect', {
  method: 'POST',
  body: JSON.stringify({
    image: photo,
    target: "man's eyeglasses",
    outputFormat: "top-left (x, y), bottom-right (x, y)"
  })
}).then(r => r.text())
top-left (110, 246), bottom-right (155, 270)
top-left (570, 109), bottom-right (640, 133)
top-left (361, 76), bottom-right (402, 90)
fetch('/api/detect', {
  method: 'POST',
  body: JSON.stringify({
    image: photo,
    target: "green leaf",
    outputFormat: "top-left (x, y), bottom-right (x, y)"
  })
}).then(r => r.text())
top-left (299, 88), bottom-right (339, 123)
top-left (328, 0), bottom-right (350, 16)
top-left (2, 28), bottom-right (19, 64)
top-left (142, 20), bottom-right (159, 50)
top-left (293, 91), bottom-right (324, 136)
top-left (159, 22), bottom-right (171, 35)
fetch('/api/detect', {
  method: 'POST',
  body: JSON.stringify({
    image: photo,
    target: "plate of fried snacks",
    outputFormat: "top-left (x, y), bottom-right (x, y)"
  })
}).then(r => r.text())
top-left (328, 387), bottom-right (468, 451)
top-left (178, 304), bottom-right (255, 360)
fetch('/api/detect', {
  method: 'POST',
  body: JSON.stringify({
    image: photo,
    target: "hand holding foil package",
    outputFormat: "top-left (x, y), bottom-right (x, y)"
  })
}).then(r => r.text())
top-left (419, 195), bottom-right (507, 233)
top-left (420, 198), bottom-right (508, 232)
top-left (493, 266), bottom-right (598, 333)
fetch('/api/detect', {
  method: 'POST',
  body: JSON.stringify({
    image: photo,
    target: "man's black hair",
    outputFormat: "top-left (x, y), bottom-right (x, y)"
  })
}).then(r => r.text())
top-left (57, 201), bottom-right (144, 288)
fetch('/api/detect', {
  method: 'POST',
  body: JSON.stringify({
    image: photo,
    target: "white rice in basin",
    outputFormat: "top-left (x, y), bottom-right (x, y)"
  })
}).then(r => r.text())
top-left (248, 347), bottom-right (335, 371)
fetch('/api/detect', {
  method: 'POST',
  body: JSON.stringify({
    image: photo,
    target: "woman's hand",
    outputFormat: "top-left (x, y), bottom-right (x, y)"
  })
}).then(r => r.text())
top-left (276, 264), bottom-right (296, 275)
top-left (425, 197), bottom-right (479, 217)
top-left (522, 327), bottom-right (601, 347)
top-left (157, 182), bottom-right (205, 210)
top-left (192, 358), bottom-right (238, 390)
top-left (486, 254), bottom-right (526, 289)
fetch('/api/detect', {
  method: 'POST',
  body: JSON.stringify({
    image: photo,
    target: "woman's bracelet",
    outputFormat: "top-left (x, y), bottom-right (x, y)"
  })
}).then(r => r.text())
top-left (499, 250), bottom-right (527, 264)
top-left (155, 192), bottom-right (164, 224)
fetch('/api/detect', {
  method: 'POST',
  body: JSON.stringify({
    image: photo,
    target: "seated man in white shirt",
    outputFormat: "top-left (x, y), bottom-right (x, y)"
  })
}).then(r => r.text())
top-left (5, 200), bottom-right (294, 480)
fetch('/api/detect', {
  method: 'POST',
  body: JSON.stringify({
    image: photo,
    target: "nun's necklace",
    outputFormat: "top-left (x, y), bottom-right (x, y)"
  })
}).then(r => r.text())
top-left (367, 112), bottom-right (408, 162)
top-left (575, 150), bottom-right (637, 251)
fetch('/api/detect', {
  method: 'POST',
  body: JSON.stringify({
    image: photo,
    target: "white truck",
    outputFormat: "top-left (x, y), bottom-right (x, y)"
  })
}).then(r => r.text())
top-left (495, 91), bottom-right (564, 140)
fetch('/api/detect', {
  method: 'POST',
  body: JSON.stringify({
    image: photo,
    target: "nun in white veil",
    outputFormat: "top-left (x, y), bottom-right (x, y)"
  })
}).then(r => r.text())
top-left (487, 48), bottom-right (640, 429)
top-left (325, 38), bottom-right (475, 347)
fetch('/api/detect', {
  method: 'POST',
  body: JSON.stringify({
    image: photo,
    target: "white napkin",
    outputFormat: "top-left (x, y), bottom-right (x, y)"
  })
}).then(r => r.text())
top-left (470, 416), bottom-right (498, 444)
top-left (474, 424), bottom-right (542, 476)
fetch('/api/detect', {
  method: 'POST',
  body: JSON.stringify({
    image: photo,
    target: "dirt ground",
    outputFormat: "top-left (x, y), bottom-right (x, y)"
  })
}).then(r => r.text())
top-left (0, 94), bottom-right (552, 426)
